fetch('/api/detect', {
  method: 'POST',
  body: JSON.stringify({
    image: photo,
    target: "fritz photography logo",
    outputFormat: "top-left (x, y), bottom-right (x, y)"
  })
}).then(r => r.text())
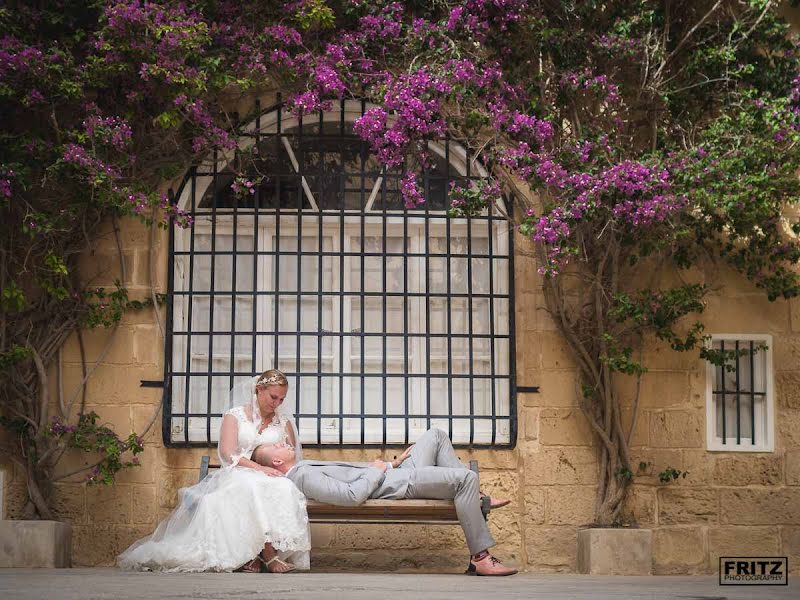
top-left (719, 557), bottom-right (788, 586)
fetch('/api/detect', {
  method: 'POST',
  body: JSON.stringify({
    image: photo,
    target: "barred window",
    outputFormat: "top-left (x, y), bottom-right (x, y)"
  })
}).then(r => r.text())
top-left (165, 99), bottom-right (516, 447)
top-left (705, 334), bottom-right (774, 452)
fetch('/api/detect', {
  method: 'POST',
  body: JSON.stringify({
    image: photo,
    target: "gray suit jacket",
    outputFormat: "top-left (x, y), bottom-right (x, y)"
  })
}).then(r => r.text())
top-left (286, 460), bottom-right (411, 506)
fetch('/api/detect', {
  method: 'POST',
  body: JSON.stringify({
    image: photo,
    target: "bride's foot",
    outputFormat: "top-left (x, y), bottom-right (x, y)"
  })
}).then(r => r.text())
top-left (235, 557), bottom-right (263, 573)
top-left (263, 556), bottom-right (296, 573)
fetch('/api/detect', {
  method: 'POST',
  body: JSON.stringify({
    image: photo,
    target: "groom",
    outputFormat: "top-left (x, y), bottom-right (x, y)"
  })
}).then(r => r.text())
top-left (254, 428), bottom-right (517, 576)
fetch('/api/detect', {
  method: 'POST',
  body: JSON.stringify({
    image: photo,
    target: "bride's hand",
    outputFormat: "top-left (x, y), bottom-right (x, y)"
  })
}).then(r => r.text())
top-left (258, 465), bottom-right (284, 477)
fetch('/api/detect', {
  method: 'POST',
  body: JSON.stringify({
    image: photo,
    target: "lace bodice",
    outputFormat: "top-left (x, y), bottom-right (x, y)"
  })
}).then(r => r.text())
top-left (218, 406), bottom-right (291, 468)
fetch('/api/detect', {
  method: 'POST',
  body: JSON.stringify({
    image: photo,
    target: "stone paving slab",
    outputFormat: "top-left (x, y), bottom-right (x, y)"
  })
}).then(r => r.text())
top-left (0, 569), bottom-right (797, 600)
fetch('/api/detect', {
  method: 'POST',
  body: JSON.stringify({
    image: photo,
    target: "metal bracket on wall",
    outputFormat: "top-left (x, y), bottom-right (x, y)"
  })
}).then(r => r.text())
top-left (140, 380), bottom-right (165, 388)
top-left (516, 386), bottom-right (540, 393)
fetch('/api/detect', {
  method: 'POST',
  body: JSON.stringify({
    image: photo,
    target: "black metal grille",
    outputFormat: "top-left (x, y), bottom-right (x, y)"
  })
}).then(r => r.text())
top-left (163, 99), bottom-right (516, 448)
top-left (710, 338), bottom-right (769, 447)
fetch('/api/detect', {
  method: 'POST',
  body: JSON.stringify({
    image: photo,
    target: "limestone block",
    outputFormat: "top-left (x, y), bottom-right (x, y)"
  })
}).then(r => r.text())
top-left (676, 449), bottom-right (715, 486)
top-left (157, 470), bottom-right (197, 509)
top-left (131, 486), bottom-right (157, 526)
top-left (0, 520), bottom-right (72, 568)
top-left (3, 484), bottom-right (29, 520)
top-left (520, 391), bottom-right (543, 408)
top-left (458, 448), bottom-right (518, 470)
top-left (642, 338), bottom-right (703, 371)
top-left (62, 327), bottom-right (138, 366)
top-left (130, 405), bottom-right (163, 447)
top-left (545, 485), bottom-right (595, 526)
top-left (151, 241), bottom-right (170, 293)
top-left (311, 548), bottom-right (466, 572)
top-left (515, 293), bottom-right (539, 336)
top-left (72, 524), bottom-right (151, 566)
top-left (649, 409), bottom-right (703, 448)
top-left (712, 455), bottom-right (783, 486)
top-left (524, 526), bottom-right (578, 572)
top-left (637, 372), bottom-right (691, 409)
top-left (652, 526), bottom-right (706, 574)
top-left (539, 331), bottom-right (576, 370)
top-left (82, 405), bottom-right (133, 438)
top-left (133, 325), bottom-right (162, 367)
top-left (620, 486), bottom-right (656, 527)
top-left (86, 484), bottom-right (132, 525)
top-left (115, 452), bottom-right (156, 485)
top-left (310, 524), bottom-right (335, 548)
top-left (60, 364), bottom-right (162, 406)
top-left (426, 524), bottom-right (466, 549)
top-left (522, 446), bottom-right (598, 485)
top-left (708, 527), bottom-right (781, 571)
top-left (658, 488), bottom-right (718, 524)
top-left (777, 409), bottom-right (800, 448)
top-left (538, 408), bottom-right (593, 446)
top-left (720, 489), bottom-right (800, 525)
top-left (782, 526), bottom-right (800, 570)
top-left (792, 298), bottom-right (800, 333)
top-left (50, 449), bottom-right (101, 486)
top-left (704, 293), bottom-right (790, 332)
top-left (78, 248), bottom-right (136, 287)
top-left (687, 370), bottom-right (708, 409)
top-left (535, 297), bottom-right (560, 332)
top-left (333, 524), bottom-right (426, 550)
top-left (479, 471), bottom-right (519, 509)
top-left (619, 408), bottom-right (649, 447)
top-left (119, 217), bottom-right (158, 250)
top-left (628, 448), bottom-right (683, 486)
top-left (775, 372), bottom-right (800, 409)
top-left (51, 484), bottom-right (87, 524)
top-left (787, 450), bottom-right (800, 485)
top-left (515, 329), bottom-right (541, 380)
top-left (488, 511), bottom-right (522, 550)
top-left (577, 527), bottom-right (652, 575)
top-left (162, 447), bottom-right (209, 470)
top-left (522, 487), bottom-right (545, 525)
top-left (522, 409), bottom-right (539, 440)
top-left (773, 336), bottom-right (800, 372)
top-left (535, 369), bottom-right (580, 407)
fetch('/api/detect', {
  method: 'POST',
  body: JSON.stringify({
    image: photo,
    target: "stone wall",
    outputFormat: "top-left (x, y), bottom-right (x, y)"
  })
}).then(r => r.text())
top-left (2, 198), bottom-right (798, 574)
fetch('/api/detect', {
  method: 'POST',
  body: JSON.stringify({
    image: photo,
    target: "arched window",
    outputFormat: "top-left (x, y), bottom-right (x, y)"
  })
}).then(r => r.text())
top-left (165, 99), bottom-right (516, 447)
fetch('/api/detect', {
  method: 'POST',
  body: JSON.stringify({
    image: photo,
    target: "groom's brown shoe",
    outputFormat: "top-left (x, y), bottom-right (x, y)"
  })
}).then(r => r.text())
top-left (466, 554), bottom-right (518, 576)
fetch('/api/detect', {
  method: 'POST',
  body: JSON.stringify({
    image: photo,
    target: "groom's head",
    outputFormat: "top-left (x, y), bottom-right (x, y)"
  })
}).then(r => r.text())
top-left (253, 442), bottom-right (296, 472)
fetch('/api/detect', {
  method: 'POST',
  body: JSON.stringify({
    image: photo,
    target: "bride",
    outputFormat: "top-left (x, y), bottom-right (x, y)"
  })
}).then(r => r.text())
top-left (118, 369), bottom-right (311, 573)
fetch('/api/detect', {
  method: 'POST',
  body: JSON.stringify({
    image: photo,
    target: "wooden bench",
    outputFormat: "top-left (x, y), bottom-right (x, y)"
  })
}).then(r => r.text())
top-left (199, 456), bottom-right (492, 525)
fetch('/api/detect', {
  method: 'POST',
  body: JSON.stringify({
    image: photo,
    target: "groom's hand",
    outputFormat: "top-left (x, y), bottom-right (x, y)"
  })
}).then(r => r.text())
top-left (391, 445), bottom-right (414, 469)
top-left (369, 459), bottom-right (388, 472)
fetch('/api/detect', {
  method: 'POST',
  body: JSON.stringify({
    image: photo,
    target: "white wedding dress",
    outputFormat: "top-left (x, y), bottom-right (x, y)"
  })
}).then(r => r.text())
top-left (118, 388), bottom-right (311, 572)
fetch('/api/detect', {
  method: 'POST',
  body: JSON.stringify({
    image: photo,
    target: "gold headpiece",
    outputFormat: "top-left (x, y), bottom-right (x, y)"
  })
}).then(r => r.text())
top-left (256, 370), bottom-right (287, 387)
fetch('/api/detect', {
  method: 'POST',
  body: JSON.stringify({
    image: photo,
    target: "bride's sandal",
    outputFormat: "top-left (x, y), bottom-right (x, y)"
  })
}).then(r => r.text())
top-left (263, 556), bottom-right (296, 573)
top-left (235, 557), bottom-right (263, 573)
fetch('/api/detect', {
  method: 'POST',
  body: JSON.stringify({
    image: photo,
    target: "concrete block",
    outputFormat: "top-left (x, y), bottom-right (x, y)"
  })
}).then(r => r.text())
top-left (577, 527), bottom-right (652, 575)
top-left (0, 520), bottom-right (72, 568)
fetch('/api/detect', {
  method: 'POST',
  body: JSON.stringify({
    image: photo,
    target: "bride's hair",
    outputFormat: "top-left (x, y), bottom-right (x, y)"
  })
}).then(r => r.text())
top-left (256, 368), bottom-right (288, 389)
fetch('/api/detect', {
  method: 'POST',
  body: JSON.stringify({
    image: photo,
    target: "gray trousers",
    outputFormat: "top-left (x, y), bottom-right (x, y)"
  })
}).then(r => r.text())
top-left (399, 428), bottom-right (495, 554)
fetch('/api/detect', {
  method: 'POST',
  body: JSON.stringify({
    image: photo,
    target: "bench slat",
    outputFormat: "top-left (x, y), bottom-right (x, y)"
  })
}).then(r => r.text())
top-left (307, 499), bottom-right (458, 522)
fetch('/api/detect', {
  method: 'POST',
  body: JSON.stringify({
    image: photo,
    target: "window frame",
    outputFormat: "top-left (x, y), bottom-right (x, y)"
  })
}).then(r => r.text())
top-left (162, 99), bottom-right (517, 449)
top-left (704, 333), bottom-right (775, 453)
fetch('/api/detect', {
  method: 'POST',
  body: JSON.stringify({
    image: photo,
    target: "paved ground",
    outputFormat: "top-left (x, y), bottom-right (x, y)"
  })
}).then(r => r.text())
top-left (0, 569), bottom-right (796, 600)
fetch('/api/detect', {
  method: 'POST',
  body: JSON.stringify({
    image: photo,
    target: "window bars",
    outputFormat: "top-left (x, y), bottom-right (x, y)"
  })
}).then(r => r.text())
top-left (706, 334), bottom-right (774, 452)
top-left (164, 98), bottom-right (516, 448)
